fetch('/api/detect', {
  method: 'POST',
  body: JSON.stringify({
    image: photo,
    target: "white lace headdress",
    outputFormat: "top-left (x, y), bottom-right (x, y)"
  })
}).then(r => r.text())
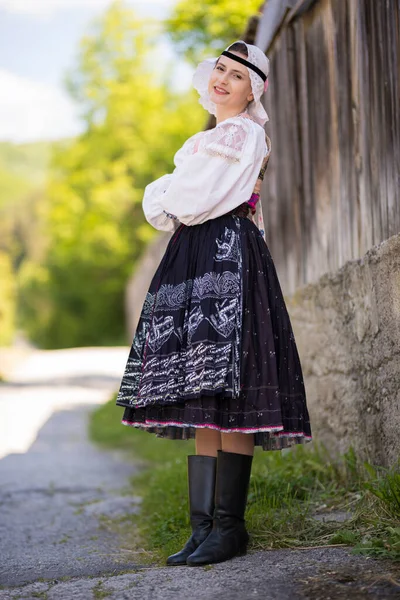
top-left (192, 40), bottom-right (270, 127)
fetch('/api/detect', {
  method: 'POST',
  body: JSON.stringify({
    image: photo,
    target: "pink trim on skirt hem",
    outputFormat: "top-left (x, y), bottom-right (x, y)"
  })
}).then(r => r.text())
top-left (121, 418), bottom-right (312, 438)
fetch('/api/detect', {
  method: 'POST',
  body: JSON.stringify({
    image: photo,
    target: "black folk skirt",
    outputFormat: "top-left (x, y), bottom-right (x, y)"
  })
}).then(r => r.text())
top-left (116, 203), bottom-right (312, 451)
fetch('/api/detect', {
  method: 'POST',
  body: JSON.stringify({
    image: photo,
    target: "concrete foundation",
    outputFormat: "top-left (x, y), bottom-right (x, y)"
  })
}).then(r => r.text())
top-left (286, 233), bottom-right (400, 467)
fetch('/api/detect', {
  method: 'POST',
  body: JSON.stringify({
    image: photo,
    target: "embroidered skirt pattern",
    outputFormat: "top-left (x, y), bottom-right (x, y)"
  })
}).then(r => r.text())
top-left (116, 206), bottom-right (312, 451)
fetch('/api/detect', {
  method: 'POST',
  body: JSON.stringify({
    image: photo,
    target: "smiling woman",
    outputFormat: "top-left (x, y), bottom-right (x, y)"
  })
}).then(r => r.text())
top-left (207, 48), bottom-right (255, 125)
top-left (192, 40), bottom-right (270, 126)
top-left (116, 39), bottom-right (312, 568)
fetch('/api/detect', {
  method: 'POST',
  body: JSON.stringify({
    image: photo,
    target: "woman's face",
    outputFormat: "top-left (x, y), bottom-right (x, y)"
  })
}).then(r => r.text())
top-left (208, 52), bottom-right (254, 111)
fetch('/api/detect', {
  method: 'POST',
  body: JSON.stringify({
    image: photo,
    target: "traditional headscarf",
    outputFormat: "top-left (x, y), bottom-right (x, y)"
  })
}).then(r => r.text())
top-left (192, 40), bottom-right (270, 127)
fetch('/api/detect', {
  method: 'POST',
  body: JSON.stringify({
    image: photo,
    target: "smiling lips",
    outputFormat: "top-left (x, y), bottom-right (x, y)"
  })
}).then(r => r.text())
top-left (214, 86), bottom-right (229, 95)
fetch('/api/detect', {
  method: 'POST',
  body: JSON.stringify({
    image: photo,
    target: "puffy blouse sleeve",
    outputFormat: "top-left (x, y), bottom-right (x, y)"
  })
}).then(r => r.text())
top-left (143, 117), bottom-right (267, 230)
top-left (142, 131), bottom-right (203, 232)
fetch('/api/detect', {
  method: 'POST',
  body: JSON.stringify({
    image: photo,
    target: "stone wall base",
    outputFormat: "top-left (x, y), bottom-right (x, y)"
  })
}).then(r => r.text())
top-left (286, 233), bottom-right (400, 467)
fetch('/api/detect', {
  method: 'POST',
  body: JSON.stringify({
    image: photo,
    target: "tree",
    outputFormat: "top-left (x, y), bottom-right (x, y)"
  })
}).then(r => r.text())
top-left (0, 141), bottom-right (51, 346)
top-left (164, 0), bottom-right (264, 65)
top-left (20, 0), bottom-right (204, 348)
top-left (0, 252), bottom-right (15, 346)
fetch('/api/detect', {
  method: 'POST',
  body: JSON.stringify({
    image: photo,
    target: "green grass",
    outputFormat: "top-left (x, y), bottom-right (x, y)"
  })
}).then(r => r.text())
top-left (91, 396), bottom-right (400, 564)
top-left (92, 581), bottom-right (110, 599)
top-left (90, 399), bottom-right (193, 463)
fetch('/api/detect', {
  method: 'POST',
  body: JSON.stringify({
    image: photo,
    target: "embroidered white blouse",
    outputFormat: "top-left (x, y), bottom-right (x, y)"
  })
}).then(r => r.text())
top-left (142, 114), bottom-right (268, 233)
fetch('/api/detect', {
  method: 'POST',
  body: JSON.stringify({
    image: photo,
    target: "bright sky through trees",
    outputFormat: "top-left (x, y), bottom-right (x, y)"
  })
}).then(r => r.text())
top-left (0, 0), bottom-right (192, 142)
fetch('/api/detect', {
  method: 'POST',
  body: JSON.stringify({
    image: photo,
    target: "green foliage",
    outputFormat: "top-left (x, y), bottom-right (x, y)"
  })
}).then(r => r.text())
top-left (329, 529), bottom-right (359, 545)
top-left (0, 252), bottom-right (15, 345)
top-left (349, 461), bottom-right (400, 561)
top-left (18, 1), bottom-right (204, 348)
top-left (0, 142), bottom-right (51, 345)
top-left (353, 527), bottom-right (400, 561)
top-left (0, 140), bottom-right (56, 346)
top-left (249, 442), bottom-right (357, 508)
top-left (165, 0), bottom-right (264, 64)
top-left (0, 141), bottom-right (51, 268)
top-left (133, 455), bottom-right (191, 557)
top-left (362, 461), bottom-right (400, 516)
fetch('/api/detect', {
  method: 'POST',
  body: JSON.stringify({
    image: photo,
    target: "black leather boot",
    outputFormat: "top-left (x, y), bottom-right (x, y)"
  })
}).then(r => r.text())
top-left (166, 454), bottom-right (217, 566)
top-left (186, 449), bottom-right (253, 566)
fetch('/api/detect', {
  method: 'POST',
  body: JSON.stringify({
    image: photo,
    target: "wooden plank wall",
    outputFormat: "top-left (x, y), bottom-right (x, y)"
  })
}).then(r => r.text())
top-left (262, 0), bottom-right (400, 294)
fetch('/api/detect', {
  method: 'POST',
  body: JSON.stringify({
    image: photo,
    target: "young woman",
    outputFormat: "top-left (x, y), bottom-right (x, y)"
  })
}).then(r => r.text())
top-left (116, 40), bottom-right (312, 566)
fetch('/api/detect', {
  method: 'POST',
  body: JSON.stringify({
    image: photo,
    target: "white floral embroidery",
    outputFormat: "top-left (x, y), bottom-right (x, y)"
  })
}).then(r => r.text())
top-left (187, 305), bottom-right (204, 345)
top-left (197, 122), bottom-right (248, 163)
top-left (116, 219), bottom-right (244, 407)
top-left (144, 268), bottom-right (241, 315)
top-left (215, 227), bottom-right (240, 262)
top-left (207, 298), bottom-right (238, 338)
top-left (148, 315), bottom-right (175, 352)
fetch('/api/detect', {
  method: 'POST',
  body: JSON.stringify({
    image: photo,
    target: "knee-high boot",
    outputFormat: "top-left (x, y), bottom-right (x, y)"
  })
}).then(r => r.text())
top-left (186, 449), bottom-right (253, 566)
top-left (166, 454), bottom-right (217, 566)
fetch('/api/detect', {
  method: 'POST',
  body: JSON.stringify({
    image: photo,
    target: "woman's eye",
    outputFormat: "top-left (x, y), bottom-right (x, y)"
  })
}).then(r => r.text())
top-left (216, 65), bottom-right (242, 79)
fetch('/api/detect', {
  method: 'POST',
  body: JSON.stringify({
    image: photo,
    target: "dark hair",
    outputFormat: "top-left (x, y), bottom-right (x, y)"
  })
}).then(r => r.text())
top-left (216, 41), bottom-right (248, 66)
top-left (227, 41), bottom-right (248, 57)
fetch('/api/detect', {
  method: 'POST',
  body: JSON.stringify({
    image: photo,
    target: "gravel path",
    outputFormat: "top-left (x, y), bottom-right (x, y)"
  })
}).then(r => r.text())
top-left (0, 348), bottom-right (398, 599)
top-left (0, 348), bottom-right (141, 588)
